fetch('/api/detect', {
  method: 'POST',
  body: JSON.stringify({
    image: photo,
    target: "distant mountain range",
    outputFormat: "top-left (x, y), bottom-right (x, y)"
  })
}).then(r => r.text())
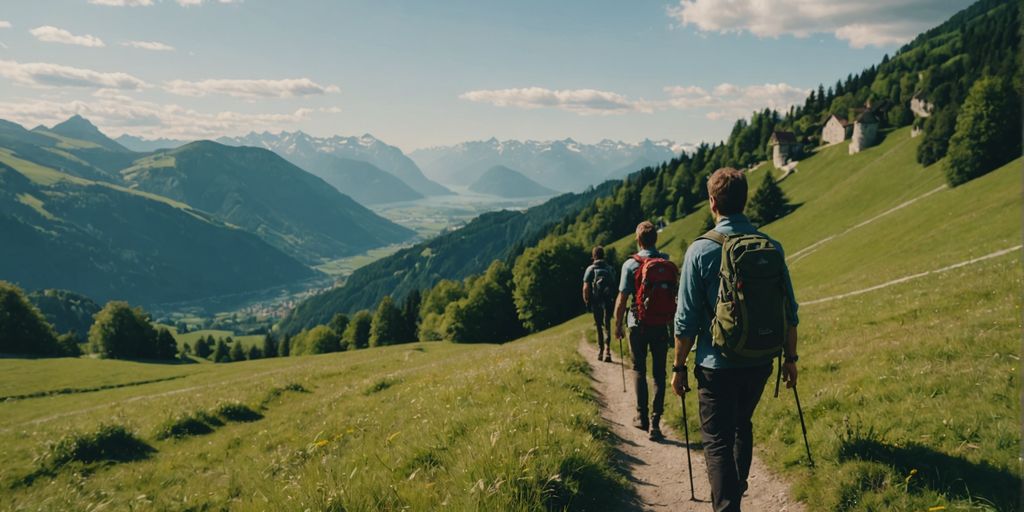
top-left (115, 134), bottom-right (188, 152)
top-left (410, 138), bottom-right (692, 192)
top-left (469, 165), bottom-right (557, 198)
top-left (217, 131), bottom-right (452, 201)
top-left (0, 116), bottom-right (415, 307)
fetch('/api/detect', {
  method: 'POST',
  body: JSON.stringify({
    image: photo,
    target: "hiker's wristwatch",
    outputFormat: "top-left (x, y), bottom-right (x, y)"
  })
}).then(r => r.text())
top-left (784, 354), bottom-right (799, 363)
top-left (671, 364), bottom-right (686, 373)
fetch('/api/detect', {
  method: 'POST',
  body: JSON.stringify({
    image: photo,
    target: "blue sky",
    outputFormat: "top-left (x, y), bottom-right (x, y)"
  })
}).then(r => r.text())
top-left (0, 0), bottom-right (972, 150)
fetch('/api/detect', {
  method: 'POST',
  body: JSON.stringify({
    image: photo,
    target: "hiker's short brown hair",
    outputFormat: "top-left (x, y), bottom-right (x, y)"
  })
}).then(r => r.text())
top-left (635, 221), bottom-right (657, 248)
top-left (707, 167), bottom-right (747, 215)
top-left (592, 245), bottom-right (605, 261)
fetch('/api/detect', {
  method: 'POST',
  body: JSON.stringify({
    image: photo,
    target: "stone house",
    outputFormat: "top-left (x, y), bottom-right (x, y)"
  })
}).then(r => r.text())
top-left (821, 114), bottom-right (852, 145)
top-left (849, 110), bottom-right (879, 154)
top-left (770, 130), bottom-right (799, 168)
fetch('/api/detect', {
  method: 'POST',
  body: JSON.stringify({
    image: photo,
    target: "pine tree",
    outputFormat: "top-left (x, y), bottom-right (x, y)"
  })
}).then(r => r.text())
top-left (247, 344), bottom-right (263, 360)
top-left (229, 341), bottom-right (245, 362)
top-left (748, 171), bottom-right (790, 226)
top-left (262, 332), bottom-right (277, 358)
top-left (400, 290), bottom-right (421, 343)
top-left (277, 335), bottom-right (291, 357)
top-left (194, 337), bottom-right (211, 358)
top-left (213, 339), bottom-right (230, 363)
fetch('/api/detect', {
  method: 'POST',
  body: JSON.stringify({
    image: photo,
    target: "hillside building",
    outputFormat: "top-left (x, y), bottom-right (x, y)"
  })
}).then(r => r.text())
top-left (770, 131), bottom-right (799, 168)
top-left (821, 114), bottom-right (852, 145)
top-left (849, 110), bottom-right (879, 154)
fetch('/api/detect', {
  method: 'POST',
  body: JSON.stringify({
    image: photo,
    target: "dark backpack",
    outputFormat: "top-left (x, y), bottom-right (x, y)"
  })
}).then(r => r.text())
top-left (698, 230), bottom-right (791, 359)
top-left (590, 263), bottom-right (615, 303)
top-left (631, 254), bottom-right (679, 326)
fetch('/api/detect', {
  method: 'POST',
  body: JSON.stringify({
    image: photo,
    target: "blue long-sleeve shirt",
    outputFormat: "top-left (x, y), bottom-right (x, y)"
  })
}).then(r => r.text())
top-left (674, 214), bottom-right (799, 369)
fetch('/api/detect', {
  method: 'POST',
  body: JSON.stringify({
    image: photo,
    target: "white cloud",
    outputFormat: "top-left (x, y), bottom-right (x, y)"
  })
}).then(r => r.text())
top-left (459, 87), bottom-right (653, 115)
top-left (0, 59), bottom-right (147, 89)
top-left (319, 106), bottom-right (343, 113)
top-left (164, 78), bottom-right (340, 98)
top-left (30, 26), bottom-right (105, 47)
top-left (122, 40), bottom-right (175, 51)
top-left (176, 0), bottom-right (203, 5)
top-left (0, 92), bottom-right (314, 140)
top-left (0, 21), bottom-right (11, 29)
top-left (667, 0), bottom-right (965, 48)
top-left (88, 0), bottom-right (154, 5)
top-left (664, 82), bottom-right (809, 119)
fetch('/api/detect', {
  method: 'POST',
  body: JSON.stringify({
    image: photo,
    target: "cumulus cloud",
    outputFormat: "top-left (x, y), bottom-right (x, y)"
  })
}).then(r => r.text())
top-left (88, 0), bottom-right (154, 5)
top-left (30, 26), bottom-right (105, 47)
top-left (0, 21), bottom-right (11, 29)
top-left (122, 40), bottom-right (175, 51)
top-left (664, 82), bottom-right (809, 119)
top-left (459, 87), bottom-right (653, 115)
top-left (667, 0), bottom-right (965, 48)
top-left (0, 92), bottom-right (314, 140)
top-left (0, 59), bottom-right (147, 90)
top-left (164, 78), bottom-right (340, 99)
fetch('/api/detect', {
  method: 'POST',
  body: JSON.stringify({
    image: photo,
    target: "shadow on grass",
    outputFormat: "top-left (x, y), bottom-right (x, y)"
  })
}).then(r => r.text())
top-left (17, 424), bottom-right (155, 488)
top-left (838, 437), bottom-right (1021, 510)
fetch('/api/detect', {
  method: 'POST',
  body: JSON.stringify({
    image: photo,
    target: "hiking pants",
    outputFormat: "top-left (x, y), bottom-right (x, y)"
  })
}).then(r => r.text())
top-left (695, 363), bottom-right (773, 512)
top-left (628, 325), bottom-right (670, 417)
top-left (591, 299), bottom-right (613, 352)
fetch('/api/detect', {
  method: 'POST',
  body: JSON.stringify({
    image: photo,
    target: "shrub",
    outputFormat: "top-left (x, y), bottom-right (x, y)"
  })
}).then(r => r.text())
top-left (945, 77), bottom-right (1022, 186)
top-left (41, 424), bottom-right (153, 471)
top-left (292, 325), bottom-right (341, 355)
top-left (154, 413), bottom-right (215, 440)
top-left (214, 401), bottom-right (263, 422)
top-left (88, 302), bottom-right (168, 360)
top-left (370, 296), bottom-right (405, 347)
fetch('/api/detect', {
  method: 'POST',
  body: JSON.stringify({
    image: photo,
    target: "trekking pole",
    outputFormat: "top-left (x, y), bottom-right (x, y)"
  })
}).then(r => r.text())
top-left (793, 385), bottom-right (814, 467)
top-left (680, 394), bottom-right (697, 501)
top-left (617, 334), bottom-right (626, 392)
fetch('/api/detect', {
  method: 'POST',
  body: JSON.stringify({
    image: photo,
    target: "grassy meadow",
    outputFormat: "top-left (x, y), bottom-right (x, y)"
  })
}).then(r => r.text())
top-left (601, 127), bottom-right (1022, 511)
top-left (0, 318), bottom-right (632, 511)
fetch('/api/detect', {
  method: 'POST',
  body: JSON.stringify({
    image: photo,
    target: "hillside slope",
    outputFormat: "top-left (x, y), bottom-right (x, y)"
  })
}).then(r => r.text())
top-left (120, 141), bottom-right (414, 263)
top-left (0, 318), bottom-right (629, 511)
top-left (280, 152), bottom-right (423, 205)
top-left (468, 165), bottom-right (557, 198)
top-left (0, 154), bottom-right (315, 307)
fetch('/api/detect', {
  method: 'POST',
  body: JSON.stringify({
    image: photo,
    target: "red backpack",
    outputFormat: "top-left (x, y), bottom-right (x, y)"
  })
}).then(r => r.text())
top-left (631, 254), bottom-right (679, 326)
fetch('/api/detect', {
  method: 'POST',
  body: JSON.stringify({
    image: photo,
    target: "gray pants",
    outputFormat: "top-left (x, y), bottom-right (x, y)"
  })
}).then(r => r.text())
top-left (628, 325), bottom-right (670, 417)
top-left (591, 299), bottom-right (613, 351)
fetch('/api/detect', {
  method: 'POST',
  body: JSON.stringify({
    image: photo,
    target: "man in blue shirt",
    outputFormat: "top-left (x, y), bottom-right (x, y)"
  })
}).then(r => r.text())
top-left (672, 168), bottom-right (800, 512)
top-left (614, 221), bottom-right (673, 440)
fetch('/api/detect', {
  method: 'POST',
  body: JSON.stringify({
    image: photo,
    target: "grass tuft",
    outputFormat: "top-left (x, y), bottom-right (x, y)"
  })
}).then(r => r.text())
top-left (214, 401), bottom-right (263, 422)
top-left (363, 376), bottom-right (400, 395)
top-left (154, 413), bottom-right (215, 440)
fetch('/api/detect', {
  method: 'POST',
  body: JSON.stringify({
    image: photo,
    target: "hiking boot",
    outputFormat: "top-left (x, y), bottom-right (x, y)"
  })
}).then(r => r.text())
top-left (649, 415), bottom-right (664, 441)
top-left (603, 352), bottom-right (612, 363)
top-left (632, 414), bottom-right (649, 432)
top-left (597, 348), bottom-right (605, 361)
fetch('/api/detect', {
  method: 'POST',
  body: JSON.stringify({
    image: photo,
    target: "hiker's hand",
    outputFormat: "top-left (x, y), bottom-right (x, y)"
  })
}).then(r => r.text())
top-left (782, 361), bottom-right (798, 388)
top-left (672, 371), bottom-right (690, 396)
top-left (615, 324), bottom-right (624, 340)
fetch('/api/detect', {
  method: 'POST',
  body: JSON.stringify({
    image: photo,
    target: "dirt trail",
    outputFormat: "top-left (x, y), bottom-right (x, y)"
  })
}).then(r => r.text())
top-left (580, 339), bottom-right (803, 511)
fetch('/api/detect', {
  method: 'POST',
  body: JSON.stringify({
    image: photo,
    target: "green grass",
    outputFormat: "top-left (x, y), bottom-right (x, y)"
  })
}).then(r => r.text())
top-left (0, 319), bottom-right (631, 511)
top-left (315, 244), bottom-right (406, 277)
top-left (600, 127), bottom-right (1022, 510)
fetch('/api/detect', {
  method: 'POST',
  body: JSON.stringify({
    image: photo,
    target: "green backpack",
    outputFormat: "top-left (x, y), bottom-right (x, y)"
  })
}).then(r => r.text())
top-left (698, 230), bottom-right (791, 360)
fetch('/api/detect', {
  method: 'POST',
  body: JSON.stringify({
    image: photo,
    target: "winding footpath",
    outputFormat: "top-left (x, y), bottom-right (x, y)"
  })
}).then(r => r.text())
top-left (580, 338), bottom-right (804, 511)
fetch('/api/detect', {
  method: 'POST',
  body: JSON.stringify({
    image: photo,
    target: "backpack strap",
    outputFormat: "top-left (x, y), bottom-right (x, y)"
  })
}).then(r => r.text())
top-left (697, 229), bottom-right (726, 245)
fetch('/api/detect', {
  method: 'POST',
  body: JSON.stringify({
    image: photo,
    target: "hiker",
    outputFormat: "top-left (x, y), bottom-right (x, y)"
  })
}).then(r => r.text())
top-left (614, 221), bottom-right (678, 441)
top-left (671, 167), bottom-right (800, 512)
top-left (582, 245), bottom-right (616, 362)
